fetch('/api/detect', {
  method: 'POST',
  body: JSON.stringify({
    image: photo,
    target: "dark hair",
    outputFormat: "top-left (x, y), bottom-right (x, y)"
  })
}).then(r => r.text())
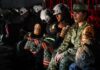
top-left (62, 10), bottom-right (74, 26)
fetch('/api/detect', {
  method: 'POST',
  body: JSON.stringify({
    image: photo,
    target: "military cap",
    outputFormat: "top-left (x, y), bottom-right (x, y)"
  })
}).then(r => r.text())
top-left (73, 3), bottom-right (87, 12)
top-left (53, 3), bottom-right (69, 15)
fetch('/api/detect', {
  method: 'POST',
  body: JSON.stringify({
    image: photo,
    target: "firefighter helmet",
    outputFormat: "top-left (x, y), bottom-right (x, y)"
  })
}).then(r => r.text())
top-left (19, 7), bottom-right (28, 15)
top-left (33, 5), bottom-right (43, 13)
top-left (40, 9), bottom-right (53, 23)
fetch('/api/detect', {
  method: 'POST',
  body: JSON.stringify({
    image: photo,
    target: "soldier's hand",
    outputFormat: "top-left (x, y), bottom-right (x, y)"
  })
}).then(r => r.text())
top-left (55, 53), bottom-right (63, 63)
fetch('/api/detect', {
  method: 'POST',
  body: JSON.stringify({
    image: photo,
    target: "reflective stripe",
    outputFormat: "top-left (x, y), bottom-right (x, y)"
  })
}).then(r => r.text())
top-left (43, 60), bottom-right (50, 65)
top-left (42, 42), bottom-right (47, 49)
top-left (33, 39), bottom-right (39, 45)
top-left (43, 61), bottom-right (50, 64)
top-left (44, 37), bottom-right (55, 42)
top-left (43, 63), bottom-right (49, 66)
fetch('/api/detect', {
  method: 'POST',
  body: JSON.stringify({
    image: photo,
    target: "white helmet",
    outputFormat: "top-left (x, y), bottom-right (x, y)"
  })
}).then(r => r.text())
top-left (14, 9), bottom-right (19, 13)
top-left (53, 3), bottom-right (69, 15)
top-left (19, 7), bottom-right (28, 15)
top-left (40, 9), bottom-right (53, 23)
top-left (33, 5), bottom-right (43, 13)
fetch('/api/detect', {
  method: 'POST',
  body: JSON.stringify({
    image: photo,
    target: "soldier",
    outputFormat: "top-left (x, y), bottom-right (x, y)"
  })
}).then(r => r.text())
top-left (24, 22), bottom-right (43, 54)
top-left (22, 23), bottom-right (44, 70)
top-left (40, 9), bottom-right (58, 69)
top-left (53, 3), bottom-right (73, 38)
top-left (69, 25), bottom-right (96, 70)
top-left (47, 3), bottom-right (95, 70)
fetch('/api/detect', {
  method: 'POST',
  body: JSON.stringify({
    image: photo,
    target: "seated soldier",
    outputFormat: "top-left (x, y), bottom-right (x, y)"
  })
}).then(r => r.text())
top-left (24, 22), bottom-right (43, 54)
top-left (23, 22), bottom-right (44, 70)
top-left (69, 25), bottom-right (96, 70)
top-left (40, 9), bottom-right (58, 69)
top-left (17, 22), bottom-right (43, 52)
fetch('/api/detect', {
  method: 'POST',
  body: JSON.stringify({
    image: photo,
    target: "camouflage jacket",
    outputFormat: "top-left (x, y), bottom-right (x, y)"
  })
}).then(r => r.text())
top-left (57, 21), bottom-right (95, 56)
top-left (24, 39), bottom-right (41, 53)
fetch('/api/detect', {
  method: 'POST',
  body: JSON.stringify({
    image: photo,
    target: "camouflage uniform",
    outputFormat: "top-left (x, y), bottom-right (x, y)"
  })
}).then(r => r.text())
top-left (24, 37), bottom-right (44, 70)
top-left (47, 3), bottom-right (95, 70)
top-left (24, 39), bottom-right (41, 53)
top-left (47, 21), bottom-right (95, 70)
top-left (47, 3), bottom-right (74, 70)
top-left (24, 31), bottom-right (43, 53)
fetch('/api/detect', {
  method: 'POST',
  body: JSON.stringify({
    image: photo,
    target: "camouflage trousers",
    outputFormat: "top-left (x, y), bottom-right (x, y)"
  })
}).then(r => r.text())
top-left (47, 49), bottom-right (76, 70)
top-left (43, 48), bottom-right (52, 67)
